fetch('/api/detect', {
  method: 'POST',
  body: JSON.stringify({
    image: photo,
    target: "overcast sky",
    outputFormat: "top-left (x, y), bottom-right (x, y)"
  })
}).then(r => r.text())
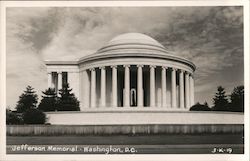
top-left (6, 7), bottom-right (244, 109)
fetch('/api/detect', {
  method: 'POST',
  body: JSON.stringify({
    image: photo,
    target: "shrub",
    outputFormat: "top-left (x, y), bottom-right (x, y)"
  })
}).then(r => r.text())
top-left (190, 103), bottom-right (211, 111)
top-left (23, 109), bottom-right (46, 124)
top-left (6, 109), bottom-right (23, 125)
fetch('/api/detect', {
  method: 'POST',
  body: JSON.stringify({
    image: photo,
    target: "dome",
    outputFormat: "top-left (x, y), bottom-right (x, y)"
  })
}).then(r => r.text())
top-left (78, 32), bottom-right (196, 72)
top-left (97, 32), bottom-right (166, 54)
top-left (108, 33), bottom-right (164, 48)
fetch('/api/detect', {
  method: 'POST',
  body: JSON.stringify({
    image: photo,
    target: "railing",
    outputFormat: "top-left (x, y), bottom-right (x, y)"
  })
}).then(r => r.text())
top-left (7, 124), bottom-right (244, 136)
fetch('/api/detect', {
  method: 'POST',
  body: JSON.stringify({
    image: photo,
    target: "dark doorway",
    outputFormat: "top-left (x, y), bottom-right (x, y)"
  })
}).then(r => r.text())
top-left (130, 88), bottom-right (137, 106)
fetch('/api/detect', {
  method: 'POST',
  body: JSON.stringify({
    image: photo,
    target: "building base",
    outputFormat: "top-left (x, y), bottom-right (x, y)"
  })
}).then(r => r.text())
top-left (45, 109), bottom-right (244, 125)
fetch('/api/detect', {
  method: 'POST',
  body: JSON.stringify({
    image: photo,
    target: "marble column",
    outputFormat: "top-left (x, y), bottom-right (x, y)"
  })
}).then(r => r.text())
top-left (161, 67), bottom-right (167, 107)
top-left (124, 65), bottom-right (130, 107)
top-left (137, 65), bottom-right (144, 107)
top-left (100, 66), bottom-right (106, 107)
top-left (185, 72), bottom-right (190, 108)
top-left (111, 66), bottom-right (118, 107)
top-left (171, 68), bottom-right (176, 108)
top-left (82, 70), bottom-right (90, 109)
top-left (90, 68), bottom-right (96, 108)
top-left (58, 72), bottom-right (62, 90)
top-left (190, 74), bottom-right (194, 106)
top-left (150, 65), bottom-right (156, 107)
top-left (179, 70), bottom-right (185, 109)
top-left (47, 72), bottom-right (52, 88)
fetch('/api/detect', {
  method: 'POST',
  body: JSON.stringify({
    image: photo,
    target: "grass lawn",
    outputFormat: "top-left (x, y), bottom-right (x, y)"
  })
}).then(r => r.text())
top-left (7, 133), bottom-right (243, 145)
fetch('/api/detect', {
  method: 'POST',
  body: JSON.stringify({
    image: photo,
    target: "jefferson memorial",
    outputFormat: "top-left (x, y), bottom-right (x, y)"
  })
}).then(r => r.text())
top-left (44, 33), bottom-right (243, 126)
top-left (46, 33), bottom-right (195, 110)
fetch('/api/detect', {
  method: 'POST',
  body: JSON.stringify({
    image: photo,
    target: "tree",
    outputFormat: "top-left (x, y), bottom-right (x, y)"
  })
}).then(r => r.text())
top-left (57, 83), bottom-right (80, 111)
top-left (190, 102), bottom-right (211, 111)
top-left (229, 85), bottom-right (244, 112)
top-left (23, 108), bottom-right (46, 124)
top-left (212, 86), bottom-right (229, 111)
top-left (16, 86), bottom-right (38, 113)
top-left (38, 88), bottom-right (58, 112)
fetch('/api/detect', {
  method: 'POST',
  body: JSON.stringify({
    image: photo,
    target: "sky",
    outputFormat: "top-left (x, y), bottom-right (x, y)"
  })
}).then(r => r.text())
top-left (6, 7), bottom-right (244, 109)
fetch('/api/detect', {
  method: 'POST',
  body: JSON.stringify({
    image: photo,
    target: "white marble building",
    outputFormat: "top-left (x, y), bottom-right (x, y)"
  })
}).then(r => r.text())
top-left (45, 33), bottom-right (195, 111)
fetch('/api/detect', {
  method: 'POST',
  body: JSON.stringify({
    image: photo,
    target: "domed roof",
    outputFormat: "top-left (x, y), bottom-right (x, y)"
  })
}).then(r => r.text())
top-left (78, 32), bottom-right (196, 71)
top-left (97, 32), bottom-right (166, 53)
top-left (108, 33), bottom-right (165, 48)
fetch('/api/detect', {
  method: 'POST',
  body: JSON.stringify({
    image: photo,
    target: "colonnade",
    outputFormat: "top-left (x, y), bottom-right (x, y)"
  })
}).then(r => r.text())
top-left (86, 65), bottom-right (194, 109)
top-left (47, 65), bottom-right (194, 109)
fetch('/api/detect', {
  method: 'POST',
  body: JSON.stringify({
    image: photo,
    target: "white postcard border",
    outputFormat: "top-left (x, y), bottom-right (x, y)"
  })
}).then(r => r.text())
top-left (0, 1), bottom-right (249, 161)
